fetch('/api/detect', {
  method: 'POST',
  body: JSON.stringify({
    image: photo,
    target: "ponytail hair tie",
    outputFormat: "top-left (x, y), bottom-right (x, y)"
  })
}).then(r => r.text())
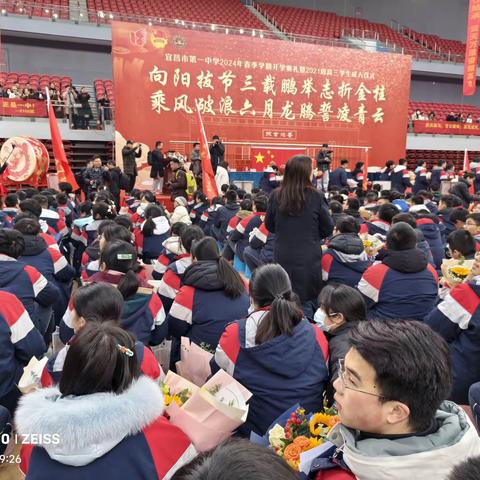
top-left (116, 344), bottom-right (134, 357)
top-left (117, 253), bottom-right (133, 260)
top-left (274, 293), bottom-right (284, 301)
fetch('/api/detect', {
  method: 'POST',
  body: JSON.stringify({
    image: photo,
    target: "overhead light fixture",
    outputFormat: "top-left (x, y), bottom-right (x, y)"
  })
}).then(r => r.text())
top-left (1, 8), bottom-right (6, 14)
top-left (79, 12), bottom-right (83, 16)
top-left (19, 7), bottom-right (23, 12)
top-left (192, 23), bottom-right (195, 27)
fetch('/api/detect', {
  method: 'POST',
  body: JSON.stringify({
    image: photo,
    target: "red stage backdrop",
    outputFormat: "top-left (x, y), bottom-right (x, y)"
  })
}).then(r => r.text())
top-left (112, 22), bottom-right (411, 170)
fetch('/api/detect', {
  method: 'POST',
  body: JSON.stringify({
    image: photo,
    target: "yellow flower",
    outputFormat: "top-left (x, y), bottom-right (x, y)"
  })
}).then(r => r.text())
top-left (308, 437), bottom-right (323, 450)
top-left (164, 394), bottom-right (173, 406)
top-left (450, 266), bottom-right (471, 279)
top-left (310, 413), bottom-right (340, 436)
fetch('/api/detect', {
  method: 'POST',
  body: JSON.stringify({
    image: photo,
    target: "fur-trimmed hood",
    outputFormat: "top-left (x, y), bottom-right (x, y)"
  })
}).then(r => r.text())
top-left (15, 376), bottom-right (164, 467)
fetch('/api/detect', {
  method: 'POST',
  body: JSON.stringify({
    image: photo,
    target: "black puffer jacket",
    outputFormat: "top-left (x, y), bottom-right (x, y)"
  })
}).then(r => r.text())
top-left (328, 233), bottom-right (364, 255)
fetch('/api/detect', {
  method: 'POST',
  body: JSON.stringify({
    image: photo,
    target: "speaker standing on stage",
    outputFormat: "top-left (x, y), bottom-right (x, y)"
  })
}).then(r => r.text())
top-left (149, 140), bottom-right (166, 194)
top-left (209, 135), bottom-right (225, 174)
top-left (122, 140), bottom-right (142, 193)
top-left (316, 143), bottom-right (332, 193)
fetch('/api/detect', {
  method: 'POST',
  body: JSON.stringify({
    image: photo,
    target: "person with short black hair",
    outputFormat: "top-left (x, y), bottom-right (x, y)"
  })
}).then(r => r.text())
top-left (84, 156), bottom-right (108, 196)
top-left (366, 203), bottom-right (397, 238)
top-left (324, 320), bottom-right (480, 479)
top-left (212, 189), bottom-right (240, 245)
top-left (358, 222), bottom-right (438, 320)
top-left (140, 204), bottom-right (170, 263)
top-left (412, 160), bottom-right (430, 194)
top-left (447, 229), bottom-right (476, 260)
top-left (448, 456), bottom-right (480, 480)
top-left (190, 142), bottom-right (202, 188)
top-left (149, 140), bottom-right (166, 194)
top-left (465, 212), bottom-right (480, 247)
top-left (329, 159), bottom-right (349, 190)
top-left (198, 196), bottom-right (224, 236)
top-left (172, 438), bottom-right (298, 480)
top-left (450, 173), bottom-right (474, 208)
top-left (189, 191), bottom-right (210, 225)
top-left (213, 263), bottom-right (328, 436)
top-left (390, 158), bottom-right (412, 194)
top-left (209, 134), bottom-right (225, 173)
top-left (17, 322), bottom-right (196, 479)
top-left (2, 193), bottom-right (18, 220)
top-left (321, 216), bottom-right (371, 288)
top-left (169, 156), bottom-right (188, 200)
top-left (122, 140), bottom-right (142, 193)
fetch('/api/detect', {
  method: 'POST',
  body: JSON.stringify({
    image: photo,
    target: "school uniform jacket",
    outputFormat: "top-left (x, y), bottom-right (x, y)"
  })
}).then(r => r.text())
top-left (248, 222), bottom-right (275, 264)
top-left (321, 233), bottom-right (372, 288)
top-left (425, 281), bottom-right (480, 404)
top-left (198, 204), bottom-right (221, 236)
top-left (390, 165), bottom-right (412, 193)
top-left (228, 212), bottom-right (265, 262)
top-left (60, 270), bottom-right (167, 346)
top-left (358, 248), bottom-right (438, 321)
top-left (0, 254), bottom-right (59, 325)
top-left (213, 311), bottom-right (329, 436)
top-left (17, 376), bottom-right (196, 480)
top-left (189, 202), bottom-right (209, 225)
top-left (40, 339), bottom-right (161, 387)
top-left (366, 219), bottom-right (390, 239)
top-left (167, 260), bottom-right (250, 353)
top-left (0, 291), bottom-right (46, 399)
top-left (152, 236), bottom-right (186, 280)
top-left (416, 217), bottom-right (444, 270)
top-left (412, 167), bottom-right (429, 194)
top-left (135, 216), bottom-right (170, 262)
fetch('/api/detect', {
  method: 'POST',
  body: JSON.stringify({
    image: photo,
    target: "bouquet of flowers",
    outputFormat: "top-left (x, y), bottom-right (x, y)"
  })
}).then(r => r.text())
top-left (251, 404), bottom-right (340, 473)
top-left (18, 356), bottom-right (49, 394)
top-left (175, 337), bottom-right (213, 387)
top-left (163, 369), bottom-right (252, 452)
top-left (441, 257), bottom-right (474, 287)
top-left (360, 233), bottom-right (384, 256)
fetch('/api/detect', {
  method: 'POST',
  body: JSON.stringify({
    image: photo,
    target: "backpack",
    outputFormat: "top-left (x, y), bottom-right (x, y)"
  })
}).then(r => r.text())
top-left (185, 170), bottom-right (197, 196)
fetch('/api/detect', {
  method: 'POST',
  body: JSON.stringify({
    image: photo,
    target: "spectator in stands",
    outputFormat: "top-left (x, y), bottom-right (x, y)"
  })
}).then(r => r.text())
top-left (329, 159), bottom-right (349, 190)
top-left (321, 216), bottom-right (371, 288)
top-left (450, 173), bottom-right (474, 208)
top-left (7, 84), bottom-right (20, 99)
top-left (77, 87), bottom-right (92, 129)
top-left (173, 438), bottom-right (298, 480)
top-left (17, 322), bottom-right (195, 479)
top-left (149, 140), bottom-right (166, 194)
top-left (20, 87), bottom-right (31, 100)
top-left (358, 222), bottom-right (438, 320)
top-left (265, 155), bottom-right (333, 304)
top-left (168, 236), bottom-right (249, 362)
top-left (315, 284), bottom-right (367, 403)
top-left (466, 114), bottom-right (474, 124)
top-left (428, 111), bottom-right (435, 120)
top-left (209, 135), bottom-right (225, 174)
top-left (446, 111), bottom-right (457, 122)
top-left (324, 320), bottom-right (480, 479)
top-left (0, 83), bottom-right (7, 98)
top-left (411, 109), bottom-right (422, 121)
top-left (391, 158), bottom-right (412, 194)
top-left (121, 140), bottom-right (142, 193)
top-left (63, 84), bottom-right (79, 129)
top-left (0, 291), bottom-right (45, 414)
top-left (212, 263), bottom-right (328, 436)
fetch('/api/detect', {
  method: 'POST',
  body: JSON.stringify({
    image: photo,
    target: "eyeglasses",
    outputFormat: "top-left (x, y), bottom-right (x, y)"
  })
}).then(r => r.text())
top-left (338, 359), bottom-right (386, 399)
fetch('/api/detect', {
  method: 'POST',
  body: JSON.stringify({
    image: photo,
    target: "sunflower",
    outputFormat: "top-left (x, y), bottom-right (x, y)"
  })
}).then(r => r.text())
top-left (309, 412), bottom-right (339, 436)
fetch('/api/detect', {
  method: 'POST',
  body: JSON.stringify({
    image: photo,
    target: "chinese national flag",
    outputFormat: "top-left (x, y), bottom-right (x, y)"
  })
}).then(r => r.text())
top-left (46, 88), bottom-right (79, 190)
top-left (195, 103), bottom-right (219, 199)
top-left (250, 146), bottom-right (306, 172)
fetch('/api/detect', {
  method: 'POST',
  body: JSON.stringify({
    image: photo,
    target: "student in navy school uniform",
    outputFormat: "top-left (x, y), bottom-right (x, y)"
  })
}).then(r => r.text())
top-left (366, 202), bottom-right (398, 239)
top-left (243, 222), bottom-right (275, 272)
top-left (416, 213), bottom-right (445, 270)
top-left (60, 241), bottom-right (167, 347)
top-left (189, 191), bottom-right (210, 225)
top-left (198, 196), bottom-right (224, 236)
top-left (138, 204), bottom-right (170, 264)
top-left (0, 229), bottom-right (58, 335)
top-left (212, 263), bottom-right (329, 436)
top-left (167, 236), bottom-right (249, 363)
top-left (157, 225), bottom-right (205, 314)
top-left (2, 193), bottom-right (19, 220)
top-left (41, 282), bottom-right (161, 387)
top-left (212, 189), bottom-right (240, 246)
top-left (357, 222), bottom-right (439, 321)
top-left (0, 291), bottom-right (45, 414)
top-left (412, 160), bottom-right (430, 194)
top-left (322, 216), bottom-right (372, 288)
top-left (17, 322), bottom-right (196, 480)
top-left (390, 158), bottom-right (412, 194)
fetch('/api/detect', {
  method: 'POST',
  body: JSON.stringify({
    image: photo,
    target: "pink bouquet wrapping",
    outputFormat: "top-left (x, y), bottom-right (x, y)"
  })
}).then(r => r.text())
top-left (165, 369), bottom-right (252, 452)
top-left (175, 337), bottom-right (213, 387)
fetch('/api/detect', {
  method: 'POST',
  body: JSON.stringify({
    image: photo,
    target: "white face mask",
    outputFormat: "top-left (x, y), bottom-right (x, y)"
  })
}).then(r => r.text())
top-left (314, 308), bottom-right (334, 333)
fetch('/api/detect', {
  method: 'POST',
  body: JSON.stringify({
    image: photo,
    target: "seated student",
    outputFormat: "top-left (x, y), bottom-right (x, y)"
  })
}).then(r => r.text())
top-left (32, 194), bottom-right (67, 239)
top-left (447, 229), bottom-right (476, 261)
top-left (449, 207), bottom-right (468, 231)
top-left (166, 196), bottom-right (192, 226)
top-left (328, 200), bottom-right (344, 227)
top-left (82, 223), bottom-right (133, 279)
top-left (418, 189), bottom-right (439, 215)
top-left (314, 284), bottom-right (367, 404)
top-left (425, 266), bottom-right (480, 405)
top-left (416, 213), bottom-right (445, 271)
top-left (343, 197), bottom-right (364, 226)
top-left (61, 241), bottom-right (167, 346)
top-left (259, 165), bottom-right (281, 195)
top-left (465, 212), bottom-right (480, 249)
top-left (391, 212), bottom-right (434, 266)
top-left (198, 196), bottom-right (223, 236)
top-left (157, 225), bottom-right (205, 313)
top-left (58, 181), bottom-right (78, 216)
top-left (227, 194), bottom-right (268, 263)
top-left (55, 192), bottom-right (74, 228)
top-left (321, 216), bottom-right (371, 288)
top-left (17, 322), bottom-right (195, 480)
top-left (357, 222), bottom-right (438, 321)
top-left (243, 223), bottom-right (275, 273)
top-left (168, 237), bottom-right (249, 360)
top-left (152, 222), bottom-right (188, 280)
top-left (448, 457), bottom-right (480, 480)
top-left (137, 204), bottom-right (170, 264)
top-left (172, 438), bottom-right (298, 480)
top-left (19, 198), bottom-right (59, 249)
top-left (80, 219), bottom-right (115, 273)
top-left (14, 216), bottom-right (76, 326)
top-left (41, 283), bottom-right (161, 387)
top-left (366, 203), bottom-right (398, 239)
top-left (2, 193), bottom-right (19, 221)
top-left (212, 189), bottom-right (240, 245)
top-left (189, 192), bottom-right (210, 225)
top-left (362, 191), bottom-right (378, 212)
top-left (0, 291), bottom-right (45, 413)
top-left (212, 264), bottom-right (329, 436)
top-left (438, 194), bottom-right (464, 241)
top-left (0, 229), bottom-right (58, 334)
top-left (408, 194), bottom-right (430, 215)
top-left (322, 320), bottom-right (480, 480)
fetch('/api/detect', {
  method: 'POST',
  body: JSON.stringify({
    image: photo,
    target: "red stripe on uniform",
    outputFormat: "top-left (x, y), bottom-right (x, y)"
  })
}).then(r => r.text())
top-left (450, 283), bottom-right (480, 316)
top-left (313, 324), bottom-right (329, 362)
top-left (321, 253), bottom-right (334, 275)
top-left (148, 294), bottom-right (164, 318)
top-left (427, 263), bottom-right (439, 284)
top-left (163, 269), bottom-right (181, 291)
top-left (174, 285), bottom-right (195, 310)
top-left (362, 263), bottom-right (389, 290)
top-left (0, 291), bottom-right (28, 328)
top-left (219, 322), bottom-right (241, 364)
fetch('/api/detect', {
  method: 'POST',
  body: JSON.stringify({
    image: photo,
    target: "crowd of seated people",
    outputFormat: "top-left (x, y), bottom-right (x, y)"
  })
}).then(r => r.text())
top-left (3, 153), bottom-right (480, 478)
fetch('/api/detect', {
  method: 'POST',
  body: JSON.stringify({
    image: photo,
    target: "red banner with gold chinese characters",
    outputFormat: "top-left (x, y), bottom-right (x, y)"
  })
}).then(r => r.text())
top-left (0, 99), bottom-right (47, 117)
top-left (112, 22), bottom-right (411, 169)
top-left (464, 0), bottom-right (480, 96)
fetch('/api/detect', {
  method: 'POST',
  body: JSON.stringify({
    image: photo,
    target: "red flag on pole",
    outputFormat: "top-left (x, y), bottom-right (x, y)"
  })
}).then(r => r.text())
top-left (45, 88), bottom-right (79, 190)
top-left (363, 151), bottom-right (369, 190)
top-left (195, 103), bottom-right (218, 199)
top-left (464, 148), bottom-right (471, 172)
top-left (463, 0), bottom-right (480, 96)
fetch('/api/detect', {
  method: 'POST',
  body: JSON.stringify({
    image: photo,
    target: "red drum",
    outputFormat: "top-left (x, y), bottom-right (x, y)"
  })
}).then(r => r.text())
top-left (0, 136), bottom-right (49, 185)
